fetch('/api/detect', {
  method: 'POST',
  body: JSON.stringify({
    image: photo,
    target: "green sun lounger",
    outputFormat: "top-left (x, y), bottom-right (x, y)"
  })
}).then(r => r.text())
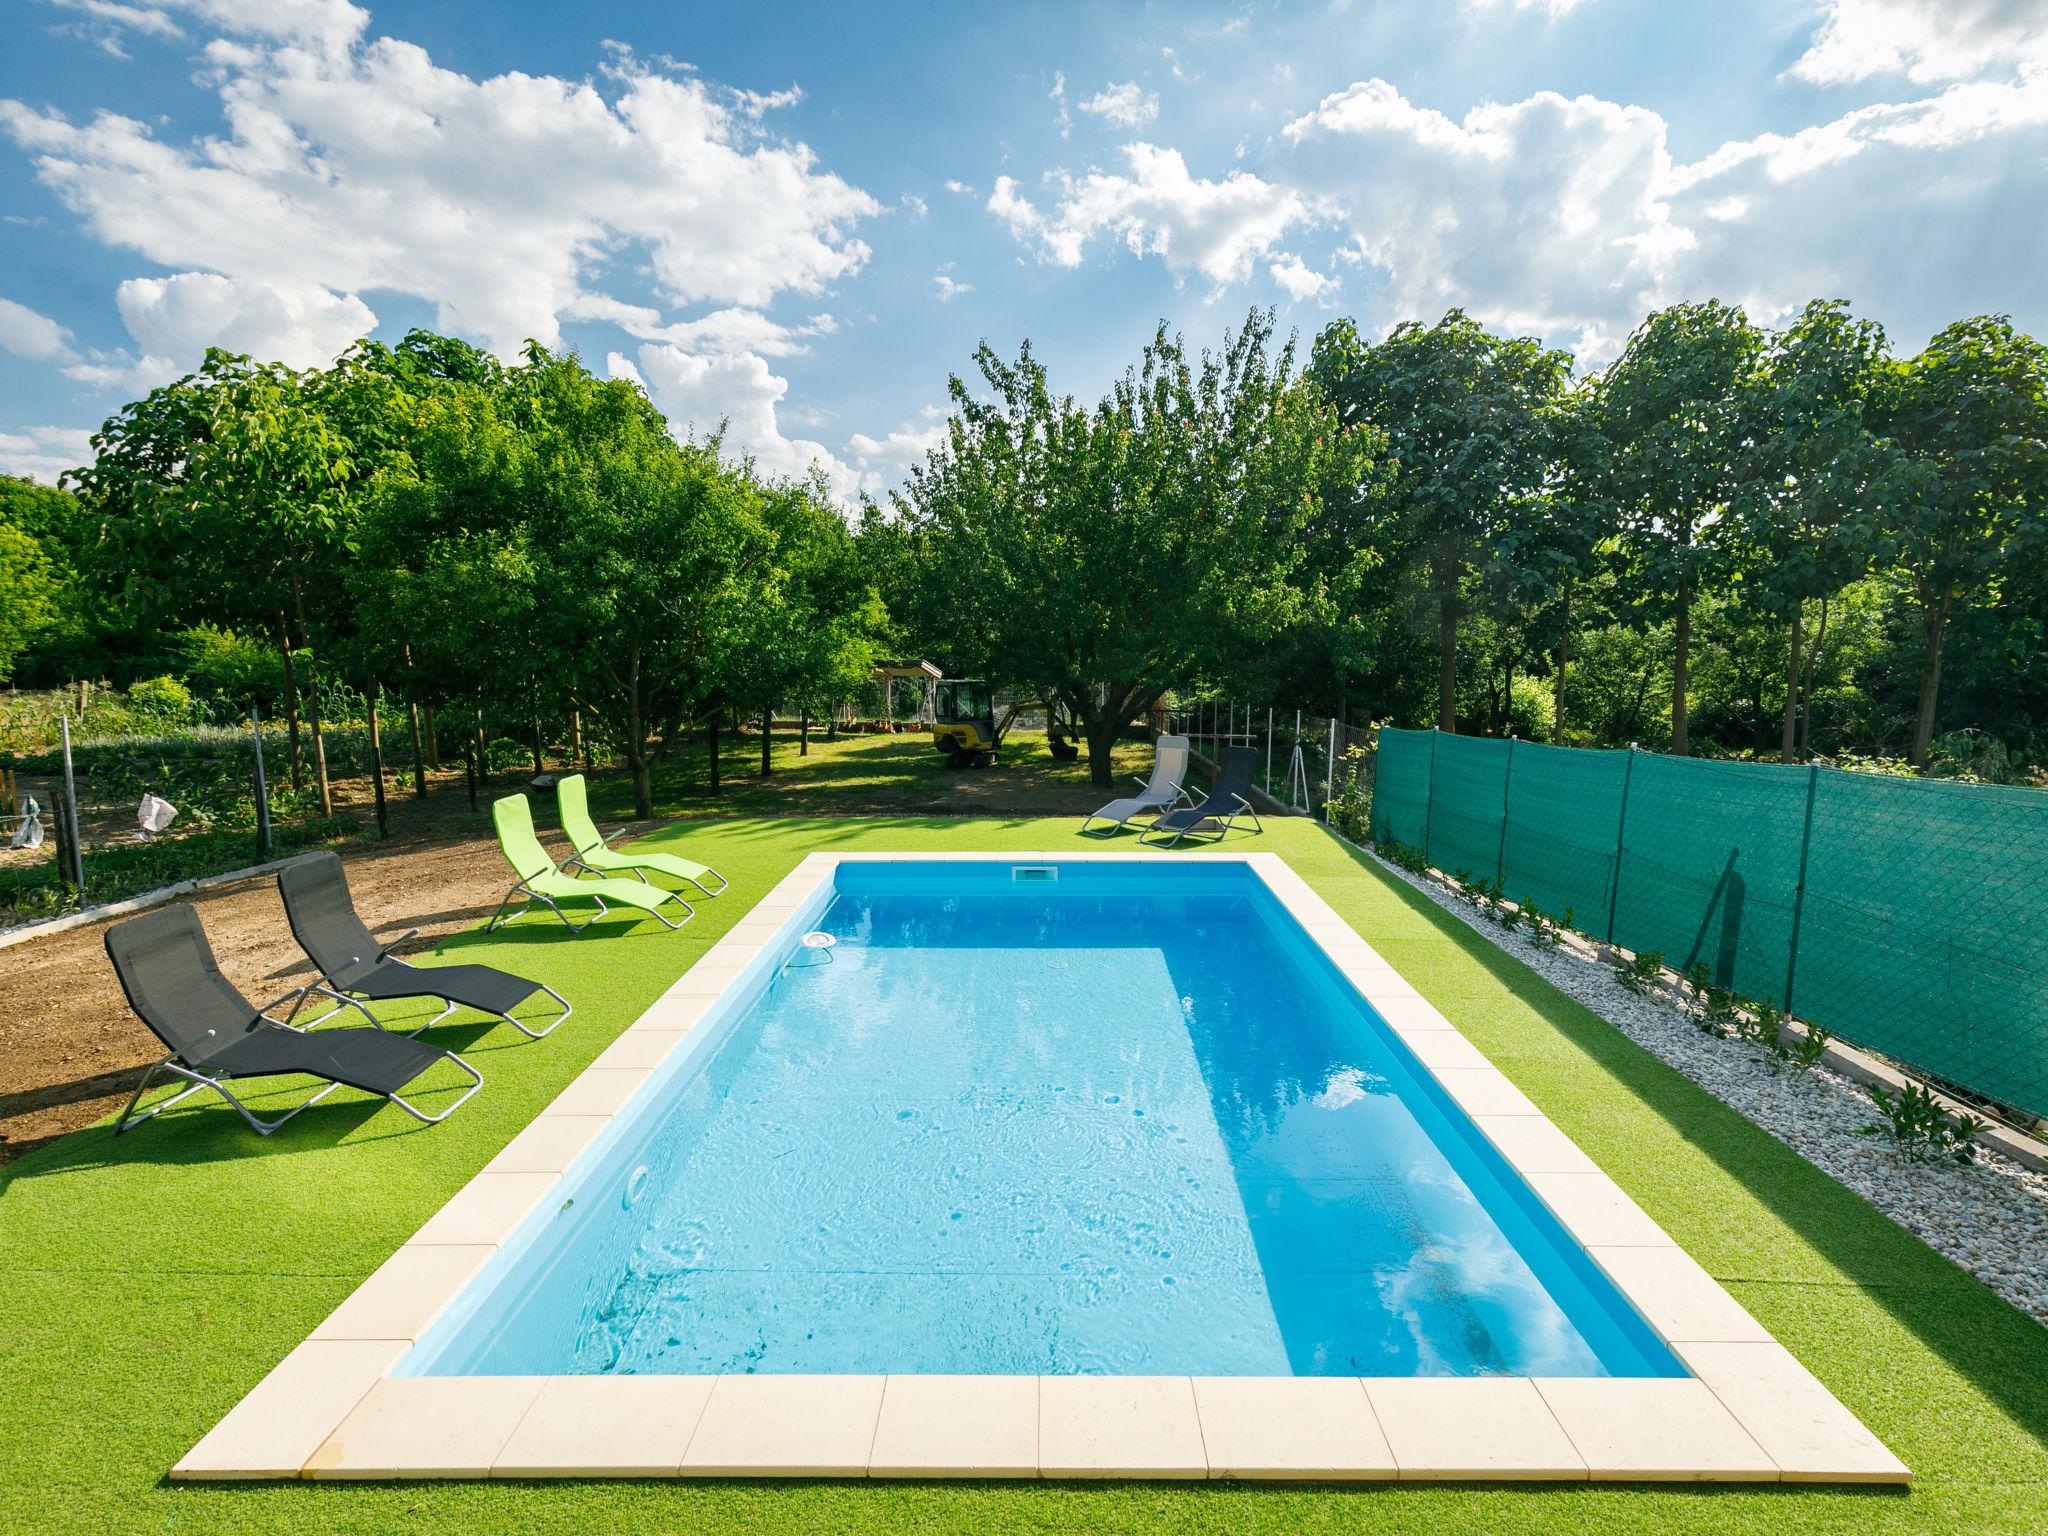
top-left (486, 794), bottom-right (694, 934)
top-left (555, 774), bottom-right (728, 897)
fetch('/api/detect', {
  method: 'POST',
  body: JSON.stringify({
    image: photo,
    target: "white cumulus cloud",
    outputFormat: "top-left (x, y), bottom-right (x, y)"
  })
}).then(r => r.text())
top-left (0, 28), bottom-right (878, 360)
top-left (0, 425), bottom-right (97, 483)
top-left (116, 272), bottom-right (375, 370)
top-left (988, 146), bottom-right (1310, 289)
top-left (1079, 81), bottom-right (1160, 130)
top-left (1791, 0), bottom-right (2048, 85)
top-left (616, 344), bottom-right (869, 503)
top-left (1268, 254), bottom-right (1335, 302)
top-left (0, 297), bottom-right (74, 361)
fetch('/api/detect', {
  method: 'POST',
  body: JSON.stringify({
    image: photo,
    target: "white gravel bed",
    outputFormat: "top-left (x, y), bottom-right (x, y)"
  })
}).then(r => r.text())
top-left (1359, 843), bottom-right (2048, 1328)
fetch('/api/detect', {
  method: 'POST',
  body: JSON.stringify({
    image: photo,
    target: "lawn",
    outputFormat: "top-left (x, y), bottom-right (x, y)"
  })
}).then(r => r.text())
top-left (1, 755), bottom-right (2044, 1534)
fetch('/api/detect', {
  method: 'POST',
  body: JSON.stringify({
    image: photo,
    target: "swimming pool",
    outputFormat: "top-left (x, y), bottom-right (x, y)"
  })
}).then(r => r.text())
top-left (180, 851), bottom-right (1906, 1482)
top-left (399, 859), bottom-right (1677, 1380)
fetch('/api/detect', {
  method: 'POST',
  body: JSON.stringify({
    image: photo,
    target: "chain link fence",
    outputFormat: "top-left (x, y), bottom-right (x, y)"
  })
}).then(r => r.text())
top-left (1164, 703), bottom-right (1376, 822)
top-left (1374, 726), bottom-right (2048, 1122)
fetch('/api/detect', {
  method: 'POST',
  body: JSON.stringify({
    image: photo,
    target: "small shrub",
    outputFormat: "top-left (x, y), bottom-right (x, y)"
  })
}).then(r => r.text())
top-left (1680, 961), bottom-right (1742, 1038)
top-left (1522, 898), bottom-right (1563, 951)
top-left (1856, 1081), bottom-right (1983, 1164)
top-left (1778, 1018), bottom-right (1832, 1072)
top-left (1613, 948), bottom-right (1664, 995)
top-left (123, 674), bottom-right (197, 722)
top-left (1377, 838), bottom-right (1429, 875)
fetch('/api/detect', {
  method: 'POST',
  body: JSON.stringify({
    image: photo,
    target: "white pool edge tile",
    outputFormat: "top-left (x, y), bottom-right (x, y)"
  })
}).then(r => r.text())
top-left (178, 849), bottom-right (1906, 1485)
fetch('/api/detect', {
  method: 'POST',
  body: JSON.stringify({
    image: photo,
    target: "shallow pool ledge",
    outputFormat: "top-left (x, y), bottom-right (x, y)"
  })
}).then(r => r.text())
top-left (173, 850), bottom-right (1908, 1485)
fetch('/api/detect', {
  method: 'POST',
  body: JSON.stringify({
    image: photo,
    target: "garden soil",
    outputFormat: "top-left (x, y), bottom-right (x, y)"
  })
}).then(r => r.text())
top-left (0, 828), bottom-right (520, 1164)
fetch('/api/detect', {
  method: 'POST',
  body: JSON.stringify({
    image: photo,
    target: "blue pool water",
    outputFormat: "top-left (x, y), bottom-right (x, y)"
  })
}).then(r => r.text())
top-left (402, 861), bottom-right (1682, 1378)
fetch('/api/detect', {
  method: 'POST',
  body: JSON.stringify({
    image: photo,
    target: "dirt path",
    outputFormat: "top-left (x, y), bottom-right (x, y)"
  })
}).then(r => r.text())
top-left (0, 832), bottom-right (517, 1164)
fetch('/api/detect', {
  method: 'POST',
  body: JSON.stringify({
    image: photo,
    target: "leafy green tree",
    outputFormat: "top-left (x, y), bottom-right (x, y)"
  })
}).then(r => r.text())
top-left (1878, 315), bottom-right (2048, 766)
top-left (0, 519), bottom-right (57, 682)
top-left (1743, 300), bottom-right (1888, 761)
top-left (728, 478), bottom-right (885, 773)
top-left (897, 311), bottom-right (1369, 786)
top-left (1592, 300), bottom-right (1763, 755)
top-left (71, 351), bottom-right (361, 811)
top-left (1309, 310), bottom-right (1571, 733)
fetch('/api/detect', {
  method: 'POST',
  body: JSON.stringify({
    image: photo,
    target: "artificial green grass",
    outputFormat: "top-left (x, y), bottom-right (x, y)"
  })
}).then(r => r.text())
top-left (2, 807), bottom-right (2045, 1535)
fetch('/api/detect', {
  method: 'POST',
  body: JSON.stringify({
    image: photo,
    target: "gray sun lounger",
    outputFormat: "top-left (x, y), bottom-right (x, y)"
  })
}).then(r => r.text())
top-left (104, 904), bottom-right (482, 1138)
top-left (278, 852), bottom-right (571, 1040)
top-left (1140, 744), bottom-right (1265, 847)
top-left (1081, 733), bottom-right (1193, 834)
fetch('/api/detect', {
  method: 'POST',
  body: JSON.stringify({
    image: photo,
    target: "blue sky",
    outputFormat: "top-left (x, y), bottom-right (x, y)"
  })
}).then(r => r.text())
top-left (2, 0), bottom-right (2045, 492)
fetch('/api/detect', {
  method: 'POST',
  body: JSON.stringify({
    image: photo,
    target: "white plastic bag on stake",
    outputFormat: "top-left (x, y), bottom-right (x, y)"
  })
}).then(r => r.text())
top-left (9, 796), bottom-right (42, 849)
top-left (137, 793), bottom-right (178, 836)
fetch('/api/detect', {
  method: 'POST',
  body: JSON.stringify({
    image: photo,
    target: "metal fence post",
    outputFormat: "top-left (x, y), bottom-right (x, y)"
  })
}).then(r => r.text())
top-left (1265, 707), bottom-right (1274, 798)
top-left (1783, 763), bottom-right (1820, 1014)
top-left (58, 708), bottom-right (84, 893)
top-left (1497, 736), bottom-right (1516, 883)
top-left (251, 705), bottom-right (272, 861)
top-left (1605, 742), bottom-right (1637, 943)
top-left (1423, 726), bottom-right (1440, 863)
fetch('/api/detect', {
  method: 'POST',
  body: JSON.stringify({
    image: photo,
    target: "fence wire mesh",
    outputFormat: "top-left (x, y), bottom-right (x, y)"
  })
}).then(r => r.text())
top-left (1374, 726), bottom-right (2048, 1122)
top-left (1165, 705), bottom-right (1375, 820)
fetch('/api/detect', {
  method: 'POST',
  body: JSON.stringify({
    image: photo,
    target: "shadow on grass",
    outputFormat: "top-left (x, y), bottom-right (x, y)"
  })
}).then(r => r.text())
top-left (0, 992), bottom-right (542, 1187)
top-left (1323, 831), bottom-right (2048, 1455)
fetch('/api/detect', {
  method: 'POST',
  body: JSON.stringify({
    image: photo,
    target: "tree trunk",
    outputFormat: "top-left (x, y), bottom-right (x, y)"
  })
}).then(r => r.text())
top-left (406, 695), bottom-right (427, 799)
top-left (621, 655), bottom-right (651, 817)
top-left (290, 583), bottom-right (332, 816)
top-left (800, 710), bottom-right (810, 757)
top-left (1780, 604), bottom-right (1803, 764)
top-left (531, 716), bottom-right (545, 777)
top-left (1083, 709), bottom-right (1122, 789)
top-left (707, 713), bottom-right (722, 795)
top-left (1671, 580), bottom-right (1691, 757)
top-left (1436, 580), bottom-right (1458, 733)
top-left (277, 612), bottom-right (305, 790)
top-left (827, 706), bottom-right (838, 742)
top-left (367, 677), bottom-right (389, 837)
top-left (1798, 597), bottom-right (1829, 757)
top-left (760, 704), bottom-right (772, 777)
top-left (569, 709), bottom-right (585, 771)
top-left (422, 706), bottom-right (440, 772)
top-left (1911, 601), bottom-right (1950, 769)
top-left (1553, 586), bottom-right (1570, 745)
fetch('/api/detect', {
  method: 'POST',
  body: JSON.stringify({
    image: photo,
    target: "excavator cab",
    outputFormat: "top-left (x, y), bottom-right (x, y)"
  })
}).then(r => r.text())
top-left (932, 679), bottom-right (999, 768)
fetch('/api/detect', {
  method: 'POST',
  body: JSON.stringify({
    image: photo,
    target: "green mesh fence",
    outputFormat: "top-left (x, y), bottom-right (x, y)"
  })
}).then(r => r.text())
top-left (1372, 726), bottom-right (2048, 1121)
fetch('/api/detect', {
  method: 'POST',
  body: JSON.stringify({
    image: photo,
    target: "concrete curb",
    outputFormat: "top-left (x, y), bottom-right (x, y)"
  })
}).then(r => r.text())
top-left (0, 850), bottom-right (326, 951)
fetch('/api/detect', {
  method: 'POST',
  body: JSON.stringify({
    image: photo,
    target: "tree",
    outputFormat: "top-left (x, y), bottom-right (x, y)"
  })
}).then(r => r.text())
top-left (896, 311), bottom-right (1371, 786)
top-left (1309, 310), bottom-right (1571, 733)
top-left (1742, 300), bottom-right (1888, 761)
top-left (1878, 316), bottom-right (2048, 766)
top-left (726, 478), bottom-right (885, 774)
top-left (1592, 300), bottom-right (1763, 755)
top-left (70, 351), bottom-right (362, 811)
top-left (0, 477), bottom-right (70, 682)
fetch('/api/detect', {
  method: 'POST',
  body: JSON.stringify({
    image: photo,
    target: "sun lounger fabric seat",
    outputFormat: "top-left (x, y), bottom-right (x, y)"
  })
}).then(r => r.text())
top-left (486, 794), bottom-right (693, 934)
top-left (556, 774), bottom-right (727, 895)
top-left (104, 903), bottom-right (481, 1137)
top-left (1140, 744), bottom-right (1265, 847)
top-left (279, 852), bottom-right (571, 1038)
top-left (1081, 734), bottom-right (1193, 834)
